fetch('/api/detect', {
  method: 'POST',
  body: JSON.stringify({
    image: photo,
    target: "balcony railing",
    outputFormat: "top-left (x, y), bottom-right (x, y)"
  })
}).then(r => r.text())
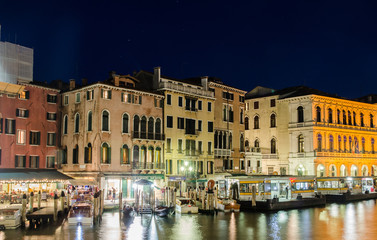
top-left (159, 81), bottom-right (214, 98)
top-left (214, 149), bottom-right (231, 157)
top-left (245, 147), bottom-right (261, 153)
top-left (315, 150), bottom-right (377, 158)
top-left (289, 121), bottom-right (377, 132)
top-left (185, 130), bottom-right (199, 136)
top-left (185, 150), bottom-right (198, 156)
top-left (132, 131), bottom-right (164, 140)
top-left (132, 162), bottom-right (165, 170)
top-left (262, 154), bottom-right (279, 159)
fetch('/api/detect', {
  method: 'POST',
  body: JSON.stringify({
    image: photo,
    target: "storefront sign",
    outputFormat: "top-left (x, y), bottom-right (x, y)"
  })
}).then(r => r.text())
top-left (132, 174), bottom-right (164, 180)
top-left (169, 176), bottom-right (186, 181)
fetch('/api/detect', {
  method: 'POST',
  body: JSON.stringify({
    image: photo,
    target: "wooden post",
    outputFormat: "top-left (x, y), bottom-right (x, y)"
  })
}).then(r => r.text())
top-left (101, 190), bottom-right (104, 215)
top-left (53, 194), bottom-right (58, 222)
top-left (67, 191), bottom-right (70, 210)
top-left (173, 188), bottom-right (176, 210)
top-left (29, 192), bottom-right (34, 213)
top-left (166, 187), bottom-right (170, 207)
top-left (60, 191), bottom-right (65, 213)
top-left (38, 191), bottom-right (41, 210)
top-left (119, 192), bottom-right (123, 212)
top-left (214, 188), bottom-right (218, 210)
top-left (201, 190), bottom-right (205, 210)
top-left (141, 190), bottom-right (144, 213)
top-left (93, 192), bottom-right (98, 224)
top-left (194, 190), bottom-right (197, 206)
top-left (252, 185), bottom-right (256, 207)
top-left (21, 194), bottom-right (27, 226)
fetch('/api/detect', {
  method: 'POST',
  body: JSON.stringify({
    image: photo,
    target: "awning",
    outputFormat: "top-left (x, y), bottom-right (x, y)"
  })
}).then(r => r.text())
top-left (0, 169), bottom-right (73, 182)
top-left (67, 179), bottom-right (98, 186)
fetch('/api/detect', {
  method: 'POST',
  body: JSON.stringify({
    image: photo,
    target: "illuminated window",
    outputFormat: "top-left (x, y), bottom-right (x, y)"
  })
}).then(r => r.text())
top-left (317, 134), bottom-right (322, 152)
top-left (254, 116), bottom-right (259, 129)
top-left (19, 90), bottom-right (29, 100)
top-left (85, 143), bottom-right (92, 164)
top-left (101, 89), bottom-right (112, 99)
top-left (47, 132), bottom-right (56, 146)
top-left (270, 114), bottom-right (276, 127)
top-left (101, 142), bottom-right (111, 164)
top-left (30, 156), bottom-right (39, 168)
top-left (17, 130), bottom-right (26, 144)
top-left (121, 144), bottom-right (129, 164)
top-left (298, 135), bottom-right (304, 153)
top-left (270, 138), bottom-right (276, 154)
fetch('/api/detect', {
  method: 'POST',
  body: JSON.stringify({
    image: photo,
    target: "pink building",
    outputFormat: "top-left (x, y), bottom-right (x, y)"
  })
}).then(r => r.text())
top-left (0, 83), bottom-right (60, 169)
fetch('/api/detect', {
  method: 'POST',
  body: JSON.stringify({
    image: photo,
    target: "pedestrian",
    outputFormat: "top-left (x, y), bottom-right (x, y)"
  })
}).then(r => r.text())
top-left (113, 188), bottom-right (116, 202)
top-left (286, 185), bottom-right (289, 199)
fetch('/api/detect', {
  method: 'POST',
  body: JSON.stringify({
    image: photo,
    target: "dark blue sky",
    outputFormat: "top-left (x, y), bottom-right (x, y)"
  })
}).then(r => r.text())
top-left (1, 0), bottom-right (377, 98)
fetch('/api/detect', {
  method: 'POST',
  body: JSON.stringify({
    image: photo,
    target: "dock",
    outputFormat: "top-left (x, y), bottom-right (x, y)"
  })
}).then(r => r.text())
top-left (26, 206), bottom-right (68, 225)
top-left (325, 192), bottom-right (377, 203)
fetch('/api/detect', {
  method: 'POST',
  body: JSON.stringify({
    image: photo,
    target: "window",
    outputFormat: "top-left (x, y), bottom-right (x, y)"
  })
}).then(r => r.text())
top-left (198, 100), bottom-right (202, 110)
top-left (30, 156), bottom-right (39, 168)
top-left (362, 138), bottom-right (365, 153)
top-left (17, 130), bottom-right (26, 144)
top-left (133, 115), bottom-right (140, 138)
top-left (30, 131), bottom-right (41, 145)
top-left (101, 143), bottom-right (111, 164)
top-left (353, 112), bottom-right (356, 126)
top-left (208, 142), bottom-right (212, 155)
top-left (102, 110), bottom-right (110, 131)
top-left (317, 134), bottom-right (322, 152)
top-left (155, 118), bottom-right (162, 139)
top-left (337, 109), bottom-right (341, 124)
top-left (121, 144), bottom-right (129, 164)
top-left (254, 139), bottom-right (260, 148)
top-left (101, 89), bottom-right (112, 99)
top-left (245, 117), bottom-right (249, 130)
top-left (141, 116), bottom-right (147, 138)
top-left (208, 102), bottom-right (212, 112)
top-left (270, 114), bottom-right (276, 128)
top-left (254, 116), bottom-right (259, 129)
top-left (298, 135), bottom-right (304, 153)
top-left (46, 112), bottom-right (57, 121)
top-left (122, 113), bottom-right (129, 133)
top-left (167, 138), bottom-right (172, 152)
top-left (240, 134), bottom-right (245, 152)
top-left (177, 117), bottom-right (185, 129)
top-left (270, 99), bottom-right (276, 107)
top-left (372, 138), bottom-right (375, 154)
top-left (166, 159), bottom-right (173, 174)
top-left (297, 106), bottom-right (304, 123)
top-left (343, 110), bottom-right (347, 125)
top-left (46, 156), bottom-right (55, 168)
top-left (198, 141), bottom-right (203, 154)
top-left (47, 94), bottom-right (57, 103)
top-left (178, 96), bottom-right (183, 107)
top-left (87, 111), bottom-right (93, 131)
top-left (222, 92), bottom-right (234, 100)
top-left (15, 155), bottom-right (26, 168)
top-left (239, 96), bottom-right (245, 103)
top-left (75, 93), bottom-right (81, 103)
top-left (271, 138), bottom-right (276, 154)
top-left (338, 135), bottom-right (342, 152)
top-left (0, 117), bottom-right (2, 133)
top-left (254, 101), bottom-right (259, 109)
top-left (240, 108), bottom-right (244, 124)
top-left (85, 143), bottom-right (92, 164)
top-left (348, 111), bottom-right (352, 125)
top-left (329, 135), bottom-right (334, 152)
top-left (167, 116), bottom-right (173, 128)
top-left (167, 94), bottom-right (172, 105)
top-left (198, 120), bottom-right (202, 131)
top-left (185, 139), bottom-right (196, 156)
top-left (74, 113), bottom-right (80, 133)
top-left (371, 114), bottom-right (374, 128)
top-left (5, 119), bottom-right (16, 134)
top-left (178, 139), bottom-right (183, 153)
top-left (63, 115), bottom-right (68, 135)
top-left (19, 90), bottom-right (29, 100)
top-left (87, 90), bottom-right (94, 100)
top-left (64, 95), bottom-right (69, 105)
top-left (360, 113), bottom-right (364, 127)
top-left (208, 121), bottom-right (213, 132)
top-left (328, 108), bottom-right (333, 123)
top-left (185, 119), bottom-right (196, 135)
top-left (47, 133), bottom-right (56, 146)
top-left (62, 146), bottom-right (67, 164)
top-left (16, 109), bottom-right (29, 118)
top-left (148, 117), bottom-right (154, 139)
top-left (185, 98), bottom-right (197, 111)
top-left (316, 107), bottom-right (321, 122)
top-left (207, 161), bottom-right (214, 174)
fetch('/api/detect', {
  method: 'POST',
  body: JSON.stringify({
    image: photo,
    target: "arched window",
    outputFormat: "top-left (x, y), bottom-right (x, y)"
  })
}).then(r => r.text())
top-left (349, 136), bottom-right (353, 153)
top-left (133, 145), bottom-right (139, 164)
top-left (329, 135), bottom-right (334, 152)
top-left (140, 146), bottom-right (147, 166)
top-left (102, 110), bottom-right (110, 131)
top-left (148, 117), bottom-right (154, 139)
top-left (73, 145), bottom-right (79, 164)
top-left (254, 116), bottom-right (259, 129)
top-left (340, 165), bottom-right (347, 177)
top-left (141, 116), bottom-right (147, 138)
top-left (330, 165), bottom-right (336, 177)
top-left (270, 114), bottom-right (276, 128)
top-left (148, 146), bottom-right (154, 163)
top-left (245, 140), bottom-right (249, 148)
top-left (370, 114), bottom-right (374, 128)
top-left (317, 164), bottom-right (325, 177)
top-left (338, 135), bottom-right (342, 152)
top-left (271, 138), bottom-right (276, 154)
top-left (337, 109), bottom-right (341, 124)
top-left (360, 113), bottom-right (364, 127)
top-left (297, 106), bottom-right (304, 123)
top-left (353, 111), bottom-right (356, 126)
top-left (62, 146), bottom-right (67, 164)
top-left (317, 134), bottom-right (322, 152)
top-left (362, 137), bottom-right (365, 153)
top-left (74, 113), bottom-right (80, 133)
top-left (214, 131), bottom-right (218, 148)
top-left (254, 139), bottom-right (260, 148)
top-left (372, 138), bottom-right (375, 154)
top-left (240, 134), bottom-right (245, 152)
top-left (223, 132), bottom-right (227, 149)
top-left (362, 165), bottom-right (368, 176)
top-left (344, 136), bottom-right (347, 152)
top-left (229, 133), bottom-right (232, 150)
top-left (122, 113), bottom-right (129, 133)
top-left (297, 165), bottom-right (305, 176)
top-left (343, 110), bottom-right (347, 125)
top-left (316, 107), bottom-right (321, 122)
top-left (245, 117), bottom-right (249, 130)
top-left (354, 137), bottom-right (359, 153)
top-left (84, 143), bottom-right (92, 164)
top-left (240, 109), bottom-right (244, 124)
top-left (351, 165), bottom-right (358, 176)
top-left (63, 115), bottom-right (68, 135)
top-left (133, 115), bottom-right (140, 138)
top-left (328, 108), bottom-right (333, 123)
top-left (229, 106), bottom-right (234, 122)
top-left (348, 111), bottom-right (352, 125)
top-left (219, 132), bottom-right (223, 149)
top-left (101, 142), bottom-right (111, 164)
top-left (155, 118), bottom-right (161, 139)
top-left (87, 111), bottom-right (93, 131)
top-left (121, 144), bottom-right (129, 164)
top-left (155, 147), bottom-right (162, 166)
top-left (298, 135), bottom-right (304, 153)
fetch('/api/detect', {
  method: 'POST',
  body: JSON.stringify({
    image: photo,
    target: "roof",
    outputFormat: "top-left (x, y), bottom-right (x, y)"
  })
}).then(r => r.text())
top-left (0, 169), bottom-right (73, 182)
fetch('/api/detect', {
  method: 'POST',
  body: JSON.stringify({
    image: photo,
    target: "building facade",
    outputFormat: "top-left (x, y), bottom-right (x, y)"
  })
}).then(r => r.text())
top-left (245, 86), bottom-right (377, 177)
top-left (59, 74), bottom-right (164, 199)
top-left (0, 83), bottom-right (60, 169)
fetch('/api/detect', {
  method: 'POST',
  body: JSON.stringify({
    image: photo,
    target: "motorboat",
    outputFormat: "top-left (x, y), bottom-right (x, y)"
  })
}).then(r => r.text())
top-left (176, 198), bottom-right (198, 214)
top-left (217, 199), bottom-right (240, 212)
top-left (68, 201), bottom-right (93, 225)
top-left (0, 206), bottom-right (21, 229)
top-left (154, 206), bottom-right (174, 217)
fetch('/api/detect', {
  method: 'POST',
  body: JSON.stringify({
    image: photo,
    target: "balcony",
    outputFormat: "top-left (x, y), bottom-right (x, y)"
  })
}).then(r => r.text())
top-left (289, 121), bottom-right (377, 132)
top-left (159, 81), bottom-right (214, 98)
top-left (262, 154), bottom-right (279, 159)
top-left (132, 162), bottom-right (165, 170)
top-left (132, 131), bottom-right (165, 141)
top-left (214, 149), bottom-right (231, 157)
top-left (314, 150), bottom-right (377, 158)
top-left (185, 150), bottom-right (198, 156)
top-left (185, 130), bottom-right (199, 136)
top-left (245, 147), bottom-right (261, 153)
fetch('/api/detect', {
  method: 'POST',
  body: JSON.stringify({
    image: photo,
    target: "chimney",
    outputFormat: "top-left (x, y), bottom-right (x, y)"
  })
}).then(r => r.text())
top-left (201, 76), bottom-right (208, 90)
top-left (57, 80), bottom-right (62, 90)
top-left (153, 67), bottom-right (161, 90)
top-left (114, 76), bottom-right (120, 87)
top-left (82, 78), bottom-right (88, 86)
top-left (69, 79), bottom-right (75, 90)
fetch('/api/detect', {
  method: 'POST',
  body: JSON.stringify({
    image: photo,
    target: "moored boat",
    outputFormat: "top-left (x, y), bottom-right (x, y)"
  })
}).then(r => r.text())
top-left (68, 201), bottom-right (93, 225)
top-left (176, 198), bottom-right (198, 214)
top-left (154, 206), bottom-right (174, 217)
top-left (0, 206), bottom-right (21, 229)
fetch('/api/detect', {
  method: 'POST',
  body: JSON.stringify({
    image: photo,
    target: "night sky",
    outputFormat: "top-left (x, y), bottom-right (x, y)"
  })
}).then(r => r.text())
top-left (1, 1), bottom-right (377, 98)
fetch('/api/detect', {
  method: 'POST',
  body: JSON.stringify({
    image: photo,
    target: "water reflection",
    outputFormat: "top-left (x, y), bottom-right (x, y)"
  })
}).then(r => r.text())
top-left (1, 200), bottom-right (377, 239)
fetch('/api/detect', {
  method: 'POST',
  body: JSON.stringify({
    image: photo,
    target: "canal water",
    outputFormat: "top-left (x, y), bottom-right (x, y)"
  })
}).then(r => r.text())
top-left (1, 199), bottom-right (377, 240)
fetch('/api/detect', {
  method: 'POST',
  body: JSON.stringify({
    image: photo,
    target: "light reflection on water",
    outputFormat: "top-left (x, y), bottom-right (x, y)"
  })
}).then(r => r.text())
top-left (1, 200), bottom-right (377, 240)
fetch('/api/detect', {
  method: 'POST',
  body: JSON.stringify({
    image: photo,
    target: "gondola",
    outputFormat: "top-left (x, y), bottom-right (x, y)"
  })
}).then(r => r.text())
top-left (154, 206), bottom-right (174, 217)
